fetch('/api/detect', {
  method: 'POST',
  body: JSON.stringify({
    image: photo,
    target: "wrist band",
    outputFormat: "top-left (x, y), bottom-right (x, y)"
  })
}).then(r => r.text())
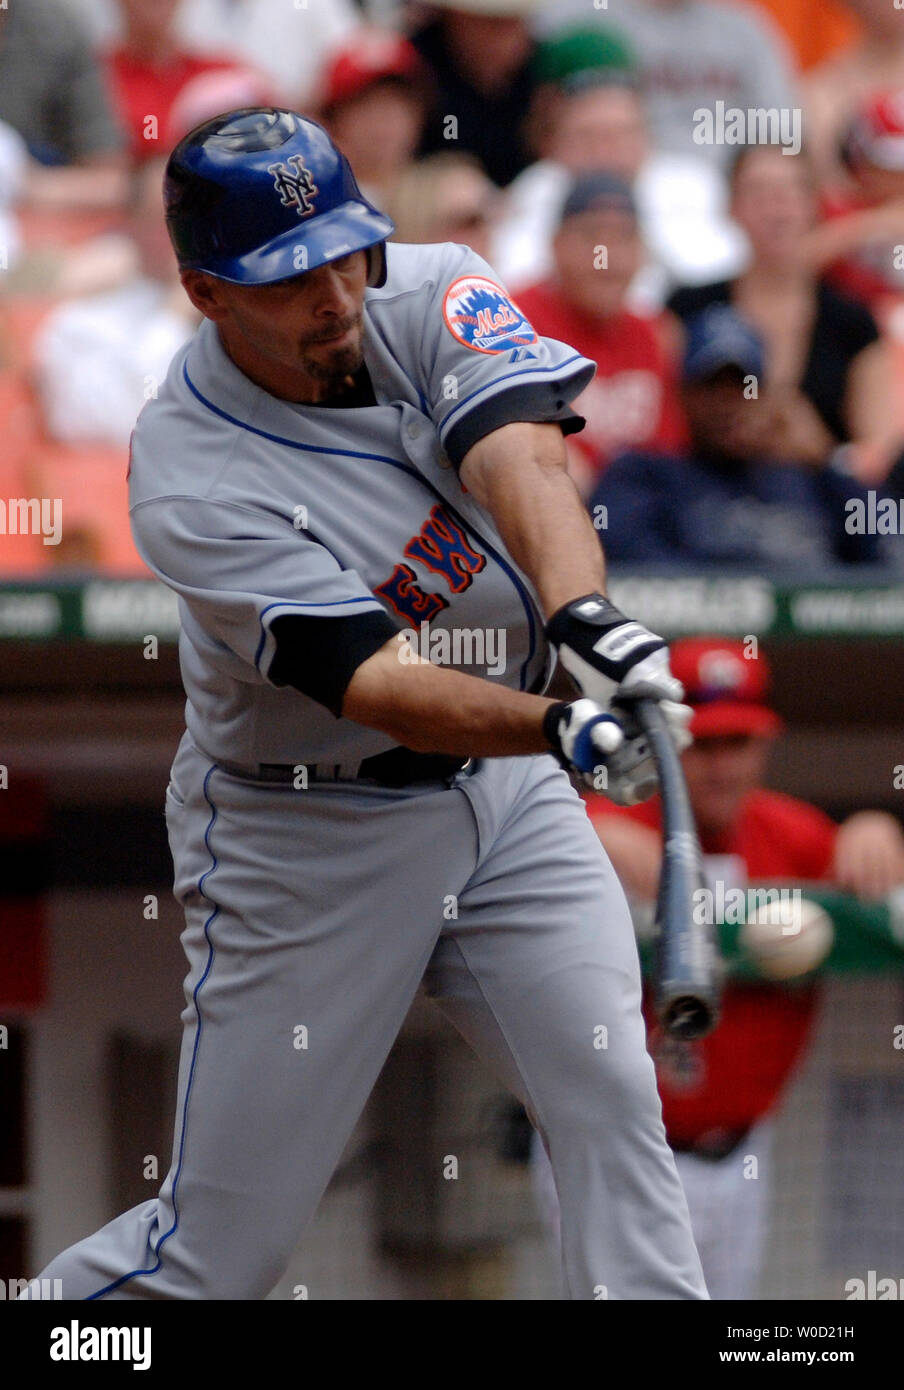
top-left (542, 701), bottom-right (570, 754)
top-left (545, 593), bottom-right (624, 639)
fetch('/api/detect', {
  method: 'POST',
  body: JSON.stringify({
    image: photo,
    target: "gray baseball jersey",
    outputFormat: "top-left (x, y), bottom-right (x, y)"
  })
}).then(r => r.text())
top-left (28, 239), bottom-right (708, 1302)
top-left (128, 241), bottom-right (595, 769)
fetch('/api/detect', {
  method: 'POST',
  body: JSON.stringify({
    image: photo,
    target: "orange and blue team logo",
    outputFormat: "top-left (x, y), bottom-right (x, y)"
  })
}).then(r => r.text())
top-left (443, 276), bottom-right (539, 355)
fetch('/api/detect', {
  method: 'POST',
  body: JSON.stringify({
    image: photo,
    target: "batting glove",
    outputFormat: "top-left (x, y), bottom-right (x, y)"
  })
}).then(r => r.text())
top-left (607, 699), bottom-right (693, 804)
top-left (543, 697), bottom-right (693, 806)
top-left (545, 593), bottom-right (693, 753)
top-left (543, 698), bottom-right (623, 784)
top-left (546, 593), bottom-right (681, 705)
top-left (542, 697), bottom-right (662, 804)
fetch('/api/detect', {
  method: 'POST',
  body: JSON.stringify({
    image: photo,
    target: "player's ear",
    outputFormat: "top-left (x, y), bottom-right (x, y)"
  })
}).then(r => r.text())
top-left (180, 269), bottom-right (230, 320)
top-left (366, 243), bottom-right (387, 289)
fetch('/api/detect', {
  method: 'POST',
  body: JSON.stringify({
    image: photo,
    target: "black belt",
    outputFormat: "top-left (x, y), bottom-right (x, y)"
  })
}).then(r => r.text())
top-left (216, 746), bottom-right (474, 789)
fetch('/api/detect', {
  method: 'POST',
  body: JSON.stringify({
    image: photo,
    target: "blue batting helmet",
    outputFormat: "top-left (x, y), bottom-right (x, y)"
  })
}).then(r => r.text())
top-left (163, 107), bottom-right (395, 287)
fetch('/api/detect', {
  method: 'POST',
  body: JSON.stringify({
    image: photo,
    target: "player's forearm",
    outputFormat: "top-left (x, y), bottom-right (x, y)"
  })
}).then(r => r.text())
top-left (459, 421), bottom-right (607, 616)
top-left (342, 642), bottom-right (555, 757)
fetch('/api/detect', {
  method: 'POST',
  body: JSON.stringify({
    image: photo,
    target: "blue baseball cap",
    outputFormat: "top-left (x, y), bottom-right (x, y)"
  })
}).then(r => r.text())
top-left (682, 305), bottom-right (766, 384)
top-left (558, 171), bottom-right (637, 225)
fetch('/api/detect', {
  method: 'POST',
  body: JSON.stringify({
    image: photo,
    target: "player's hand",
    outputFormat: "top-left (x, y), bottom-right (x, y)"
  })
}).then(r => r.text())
top-left (542, 697), bottom-right (670, 805)
top-left (603, 700), bottom-right (690, 805)
top-left (545, 593), bottom-right (685, 711)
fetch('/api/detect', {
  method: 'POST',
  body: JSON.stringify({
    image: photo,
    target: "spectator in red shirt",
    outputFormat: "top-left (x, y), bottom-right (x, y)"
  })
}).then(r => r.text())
top-left (514, 172), bottom-right (686, 495)
top-left (811, 89), bottom-right (904, 322)
top-left (550, 637), bottom-right (904, 1299)
top-left (105, 0), bottom-right (272, 164)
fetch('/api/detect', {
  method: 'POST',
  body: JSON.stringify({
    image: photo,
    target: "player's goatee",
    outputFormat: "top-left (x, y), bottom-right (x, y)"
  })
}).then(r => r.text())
top-left (300, 317), bottom-right (363, 385)
top-left (302, 342), bottom-right (363, 388)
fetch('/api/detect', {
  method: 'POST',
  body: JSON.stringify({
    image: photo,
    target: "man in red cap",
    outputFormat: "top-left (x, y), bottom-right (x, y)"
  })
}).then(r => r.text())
top-left (532, 636), bottom-right (904, 1298)
top-left (317, 30), bottom-right (432, 208)
top-left (585, 636), bottom-right (904, 1298)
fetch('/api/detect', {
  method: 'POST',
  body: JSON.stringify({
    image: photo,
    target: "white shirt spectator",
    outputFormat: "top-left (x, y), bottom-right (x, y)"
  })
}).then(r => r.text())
top-left (534, 0), bottom-right (798, 170)
top-left (34, 279), bottom-right (194, 448)
top-left (65, 0), bottom-right (359, 105)
top-left (0, 118), bottom-right (28, 270)
top-left (491, 154), bottom-right (748, 310)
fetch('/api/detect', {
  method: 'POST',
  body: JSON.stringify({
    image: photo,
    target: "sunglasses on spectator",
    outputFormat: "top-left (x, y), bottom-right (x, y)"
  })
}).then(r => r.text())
top-left (448, 209), bottom-right (490, 230)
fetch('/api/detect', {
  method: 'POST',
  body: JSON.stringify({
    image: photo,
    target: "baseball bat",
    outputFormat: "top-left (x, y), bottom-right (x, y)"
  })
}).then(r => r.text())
top-left (632, 698), bottom-right (721, 1039)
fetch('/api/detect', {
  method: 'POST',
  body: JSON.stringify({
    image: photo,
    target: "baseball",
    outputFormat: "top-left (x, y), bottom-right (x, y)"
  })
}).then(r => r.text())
top-left (739, 896), bottom-right (834, 980)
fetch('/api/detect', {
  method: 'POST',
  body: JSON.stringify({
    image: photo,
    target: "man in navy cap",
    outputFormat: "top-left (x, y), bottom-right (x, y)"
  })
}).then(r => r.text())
top-left (591, 304), bottom-right (890, 572)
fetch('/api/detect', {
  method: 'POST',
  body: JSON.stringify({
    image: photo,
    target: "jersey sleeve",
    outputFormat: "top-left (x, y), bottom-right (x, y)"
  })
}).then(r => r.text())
top-left (418, 244), bottom-right (597, 468)
top-left (130, 497), bottom-right (399, 707)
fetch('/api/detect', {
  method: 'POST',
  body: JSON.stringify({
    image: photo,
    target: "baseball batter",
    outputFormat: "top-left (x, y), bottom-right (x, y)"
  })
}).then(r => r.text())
top-left (30, 109), bottom-right (707, 1301)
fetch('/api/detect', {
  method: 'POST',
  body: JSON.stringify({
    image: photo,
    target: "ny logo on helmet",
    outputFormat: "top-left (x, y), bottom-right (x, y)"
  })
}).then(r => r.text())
top-left (268, 154), bottom-right (318, 218)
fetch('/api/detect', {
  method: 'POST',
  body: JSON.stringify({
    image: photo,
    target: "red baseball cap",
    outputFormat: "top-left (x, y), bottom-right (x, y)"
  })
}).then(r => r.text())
top-left (669, 638), bottom-right (784, 740)
top-left (320, 31), bottom-right (429, 112)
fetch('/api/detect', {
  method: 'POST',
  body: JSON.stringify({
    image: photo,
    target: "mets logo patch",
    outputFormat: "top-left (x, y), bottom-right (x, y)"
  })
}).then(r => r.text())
top-left (443, 276), bottom-right (539, 355)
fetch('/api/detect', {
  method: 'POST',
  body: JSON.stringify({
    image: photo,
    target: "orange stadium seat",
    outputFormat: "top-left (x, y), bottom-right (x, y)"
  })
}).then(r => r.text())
top-left (0, 296), bottom-right (59, 374)
top-left (1, 295), bottom-right (148, 575)
top-left (0, 374), bottom-right (47, 575)
top-left (29, 440), bottom-right (149, 576)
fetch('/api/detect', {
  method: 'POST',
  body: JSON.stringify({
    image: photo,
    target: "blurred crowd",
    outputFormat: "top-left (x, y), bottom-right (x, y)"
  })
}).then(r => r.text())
top-left (2, 0), bottom-right (904, 575)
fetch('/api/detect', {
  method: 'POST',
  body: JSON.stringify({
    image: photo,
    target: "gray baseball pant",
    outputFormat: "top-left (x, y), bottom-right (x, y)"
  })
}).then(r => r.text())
top-left (31, 734), bottom-right (707, 1300)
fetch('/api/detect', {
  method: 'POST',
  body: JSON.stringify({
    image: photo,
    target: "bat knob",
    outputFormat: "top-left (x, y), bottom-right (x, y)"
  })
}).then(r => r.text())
top-left (662, 995), bottom-right (717, 1040)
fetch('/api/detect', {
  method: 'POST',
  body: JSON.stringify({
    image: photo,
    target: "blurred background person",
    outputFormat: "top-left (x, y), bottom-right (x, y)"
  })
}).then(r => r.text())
top-left (491, 62), bottom-right (746, 303)
top-left (70, 0), bottom-right (359, 108)
top-left (317, 29), bottom-right (432, 208)
top-left (534, 0), bottom-right (798, 172)
top-left (668, 143), bottom-right (903, 484)
top-left (804, 0), bottom-right (904, 185)
top-left (0, 0), bottom-right (127, 210)
top-left (0, 120), bottom-right (29, 275)
top-left (410, 0), bottom-right (542, 188)
top-left (163, 65), bottom-right (280, 150)
top-left (533, 637), bottom-right (904, 1299)
top-left (593, 305), bottom-right (894, 572)
top-left (6, 68), bottom-right (274, 302)
top-left (33, 157), bottom-right (198, 449)
top-left (103, 0), bottom-right (274, 165)
top-left (0, 0), bottom-right (123, 168)
top-left (386, 151), bottom-right (498, 262)
top-left (513, 172), bottom-right (686, 496)
top-left (810, 90), bottom-right (904, 325)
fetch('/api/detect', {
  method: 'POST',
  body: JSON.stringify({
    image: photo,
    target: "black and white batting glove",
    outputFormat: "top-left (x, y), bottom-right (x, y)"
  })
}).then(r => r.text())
top-left (542, 698), bottom-right (665, 805)
top-left (545, 593), bottom-right (691, 750)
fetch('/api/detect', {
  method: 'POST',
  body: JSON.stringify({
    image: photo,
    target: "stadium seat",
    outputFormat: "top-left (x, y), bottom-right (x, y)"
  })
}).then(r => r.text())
top-left (29, 439), bottom-right (149, 576)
